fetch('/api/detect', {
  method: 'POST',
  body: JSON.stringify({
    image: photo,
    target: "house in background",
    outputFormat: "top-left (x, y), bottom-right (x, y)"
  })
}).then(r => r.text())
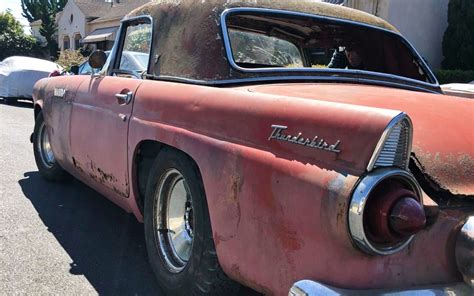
top-left (31, 0), bottom-right (449, 70)
top-left (344, 0), bottom-right (449, 70)
top-left (29, 19), bottom-right (47, 46)
top-left (55, 0), bottom-right (149, 52)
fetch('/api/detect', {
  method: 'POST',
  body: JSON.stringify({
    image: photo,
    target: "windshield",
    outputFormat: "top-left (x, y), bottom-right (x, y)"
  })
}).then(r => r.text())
top-left (225, 11), bottom-right (434, 84)
top-left (133, 53), bottom-right (149, 69)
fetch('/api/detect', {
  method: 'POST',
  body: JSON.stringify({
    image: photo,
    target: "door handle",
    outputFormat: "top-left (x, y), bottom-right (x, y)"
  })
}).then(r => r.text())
top-left (115, 91), bottom-right (133, 105)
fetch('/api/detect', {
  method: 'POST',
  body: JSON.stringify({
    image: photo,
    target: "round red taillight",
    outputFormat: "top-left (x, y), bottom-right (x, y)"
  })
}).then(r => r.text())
top-left (389, 197), bottom-right (426, 236)
top-left (349, 169), bottom-right (425, 255)
top-left (364, 182), bottom-right (425, 247)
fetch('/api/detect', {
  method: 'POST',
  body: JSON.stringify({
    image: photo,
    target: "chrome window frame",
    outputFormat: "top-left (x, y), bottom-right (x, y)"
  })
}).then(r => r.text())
top-left (220, 7), bottom-right (439, 88)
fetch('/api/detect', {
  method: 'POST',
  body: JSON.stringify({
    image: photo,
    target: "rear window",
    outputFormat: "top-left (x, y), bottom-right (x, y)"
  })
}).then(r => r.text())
top-left (229, 29), bottom-right (303, 68)
top-left (224, 11), bottom-right (433, 84)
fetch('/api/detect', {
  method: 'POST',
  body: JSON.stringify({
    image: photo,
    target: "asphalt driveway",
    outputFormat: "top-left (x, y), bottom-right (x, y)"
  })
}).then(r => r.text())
top-left (0, 99), bottom-right (161, 295)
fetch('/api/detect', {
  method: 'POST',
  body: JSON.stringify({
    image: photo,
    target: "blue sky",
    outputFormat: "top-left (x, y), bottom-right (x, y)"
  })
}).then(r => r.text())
top-left (0, 0), bottom-right (30, 33)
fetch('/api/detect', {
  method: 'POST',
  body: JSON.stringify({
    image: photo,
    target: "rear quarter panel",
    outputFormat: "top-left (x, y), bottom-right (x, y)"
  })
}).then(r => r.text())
top-left (127, 80), bottom-right (427, 293)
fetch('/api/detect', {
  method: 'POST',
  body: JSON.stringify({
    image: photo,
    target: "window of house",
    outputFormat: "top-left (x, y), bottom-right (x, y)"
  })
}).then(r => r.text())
top-left (63, 36), bottom-right (70, 50)
top-left (74, 34), bottom-right (81, 50)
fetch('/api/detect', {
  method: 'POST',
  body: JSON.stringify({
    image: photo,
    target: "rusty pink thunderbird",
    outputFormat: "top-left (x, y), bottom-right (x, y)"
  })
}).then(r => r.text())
top-left (32, 1), bottom-right (473, 295)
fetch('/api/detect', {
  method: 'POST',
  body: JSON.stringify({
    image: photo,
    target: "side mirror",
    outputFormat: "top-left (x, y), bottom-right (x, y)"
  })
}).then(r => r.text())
top-left (70, 65), bottom-right (79, 75)
top-left (89, 50), bottom-right (107, 69)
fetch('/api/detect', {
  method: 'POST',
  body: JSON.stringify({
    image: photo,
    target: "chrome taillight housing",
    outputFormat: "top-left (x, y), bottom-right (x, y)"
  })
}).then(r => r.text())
top-left (349, 112), bottom-right (425, 255)
top-left (348, 169), bottom-right (425, 255)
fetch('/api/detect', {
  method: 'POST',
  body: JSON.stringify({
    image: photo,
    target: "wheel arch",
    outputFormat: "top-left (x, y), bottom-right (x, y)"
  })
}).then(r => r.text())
top-left (132, 139), bottom-right (206, 217)
top-left (34, 103), bottom-right (42, 120)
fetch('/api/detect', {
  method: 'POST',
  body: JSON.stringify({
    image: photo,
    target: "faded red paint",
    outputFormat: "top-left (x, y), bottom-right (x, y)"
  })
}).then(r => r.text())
top-left (243, 83), bottom-right (474, 197)
top-left (29, 1), bottom-right (473, 293)
top-left (32, 74), bottom-right (474, 294)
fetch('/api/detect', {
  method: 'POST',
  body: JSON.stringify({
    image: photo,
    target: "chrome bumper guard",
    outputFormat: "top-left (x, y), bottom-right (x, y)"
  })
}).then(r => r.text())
top-left (289, 280), bottom-right (472, 296)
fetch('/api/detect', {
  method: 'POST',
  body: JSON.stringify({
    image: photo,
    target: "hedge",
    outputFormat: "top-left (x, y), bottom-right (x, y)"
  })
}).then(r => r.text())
top-left (442, 0), bottom-right (474, 70)
top-left (435, 69), bottom-right (474, 84)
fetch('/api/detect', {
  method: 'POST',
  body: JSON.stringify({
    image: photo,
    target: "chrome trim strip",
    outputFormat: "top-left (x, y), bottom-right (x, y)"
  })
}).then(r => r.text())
top-left (289, 280), bottom-right (472, 296)
top-left (146, 75), bottom-right (441, 94)
top-left (366, 112), bottom-right (413, 172)
top-left (220, 7), bottom-right (439, 87)
top-left (348, 168), bottom-right (422, 256)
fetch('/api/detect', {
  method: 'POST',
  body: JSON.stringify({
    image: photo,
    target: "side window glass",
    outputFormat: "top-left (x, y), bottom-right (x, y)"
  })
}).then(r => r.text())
top-left (117, 20), bottom-right (152, 76)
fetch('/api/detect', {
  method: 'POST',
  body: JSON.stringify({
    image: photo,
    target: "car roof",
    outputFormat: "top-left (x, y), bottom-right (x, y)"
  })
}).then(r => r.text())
top-left (127, 0), bottom-right (396, 32)
top-left (121, 0), bottom-right (441, 93)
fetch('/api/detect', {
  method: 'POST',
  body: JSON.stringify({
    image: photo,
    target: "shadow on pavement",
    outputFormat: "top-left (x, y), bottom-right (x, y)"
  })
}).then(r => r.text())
top-left (18, 171), bottom-right (262, 296)
top-left (0, 98), bottom-right (34, 109)
top-left (19, 171), bottom-right (162, 295)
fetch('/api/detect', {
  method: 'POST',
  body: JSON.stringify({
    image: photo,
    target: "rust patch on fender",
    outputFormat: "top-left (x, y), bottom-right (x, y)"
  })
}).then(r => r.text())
top-left (411, 150), bottom-right (474, 202)
top-left (72, 156), bottom-right (127, 198)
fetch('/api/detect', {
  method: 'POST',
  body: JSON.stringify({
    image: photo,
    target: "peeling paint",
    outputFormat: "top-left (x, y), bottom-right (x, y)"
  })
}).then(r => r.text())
top-left (411, 152), bottom-right (474, 201)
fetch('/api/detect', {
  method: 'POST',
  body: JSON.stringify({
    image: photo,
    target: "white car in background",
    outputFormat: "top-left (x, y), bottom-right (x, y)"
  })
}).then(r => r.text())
top-left (441, 81), bottom-right (474, 99)
top-left (0, 56), bottom-right (62, 104)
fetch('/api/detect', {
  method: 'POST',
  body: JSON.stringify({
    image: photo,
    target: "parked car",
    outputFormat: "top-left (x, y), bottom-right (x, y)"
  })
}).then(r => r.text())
top-left (0, 56), bottom-right (61, 104)
top-left (441, 82), bottom-right (474, 99)
top-left (74, 51), bottom-right (148, 75)
top-left (31, 1), bottom-right (473, 295)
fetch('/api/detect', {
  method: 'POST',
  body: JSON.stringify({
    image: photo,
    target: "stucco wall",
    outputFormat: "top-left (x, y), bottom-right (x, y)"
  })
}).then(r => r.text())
top-left (57, 1), bottom-right (87, 51)
top-left (30, 24), bottom-right (46, 45)
top-left (345, 0), bottom-right (449, 70)
top-left (384, 0), bottom-right (449, 70)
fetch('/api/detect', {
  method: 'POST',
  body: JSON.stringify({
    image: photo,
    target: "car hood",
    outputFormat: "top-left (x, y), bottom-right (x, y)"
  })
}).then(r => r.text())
top-left (238, 83), bottom-right (474, 198)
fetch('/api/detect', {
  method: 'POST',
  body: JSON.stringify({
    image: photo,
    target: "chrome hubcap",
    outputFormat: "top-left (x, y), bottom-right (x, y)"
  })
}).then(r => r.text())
top-left (155, 169), bottom-right (194, 273)
top-left (38, 122), bottom-right (55, 168)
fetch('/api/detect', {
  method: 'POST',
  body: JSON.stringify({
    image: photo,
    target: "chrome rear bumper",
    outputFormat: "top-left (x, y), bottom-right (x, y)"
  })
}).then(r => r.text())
top-left (289, 280), bottom-right (472, 296)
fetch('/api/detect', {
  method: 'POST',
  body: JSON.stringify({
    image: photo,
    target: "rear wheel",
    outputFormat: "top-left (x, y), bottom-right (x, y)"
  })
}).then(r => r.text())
top-left (144, 148), bottom-right (240, 295)
top-left (33, 112), bottom-right (69, 181)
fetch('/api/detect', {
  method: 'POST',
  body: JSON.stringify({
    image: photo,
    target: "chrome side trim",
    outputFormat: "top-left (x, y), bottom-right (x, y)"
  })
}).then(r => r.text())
top-left (220, 7), bottom-right (439, 86)
top-left (146, 74), bottom-right (441, 94)
top-left (348, 168), bottom-right (422, 256)
top-left (455, 216), bottom-right (474, 287)
top-left (366, 112), bottom-right (413, 172)
top-left (289, 280), bottom-right (472, 296)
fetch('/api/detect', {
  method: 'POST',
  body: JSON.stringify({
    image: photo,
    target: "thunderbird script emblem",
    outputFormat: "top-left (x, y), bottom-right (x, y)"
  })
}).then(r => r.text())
top-left (268, 125), bottom-right (341, 154)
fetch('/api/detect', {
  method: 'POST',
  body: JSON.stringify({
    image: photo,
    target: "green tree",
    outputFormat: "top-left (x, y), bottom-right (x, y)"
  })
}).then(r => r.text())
top-left (20, 0), bottom-right (67, 58)
top-left (0, 10), bottom-right (40, 61)
top-left (441, 0), bottom-right (474, 70)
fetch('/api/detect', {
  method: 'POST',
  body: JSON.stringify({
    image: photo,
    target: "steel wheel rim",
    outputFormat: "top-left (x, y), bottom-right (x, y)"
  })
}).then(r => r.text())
top-left (155, 169), bottom-right (194, 273)
top-left (38, 122), bottom-right (55, 168)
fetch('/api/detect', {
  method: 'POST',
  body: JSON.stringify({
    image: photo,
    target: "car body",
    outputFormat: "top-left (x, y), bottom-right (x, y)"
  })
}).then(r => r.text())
top-left (76, 51), bottom-right (148, 75)
top-left (31, 1), bottom-right (473, 295)
top-left (0, 56), bottom-right (61, 104)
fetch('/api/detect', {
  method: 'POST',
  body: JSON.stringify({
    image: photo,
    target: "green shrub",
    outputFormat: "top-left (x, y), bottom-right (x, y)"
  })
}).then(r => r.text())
top-left (56, 50), bottom-right (86, 71)
top-left (435, 69), bottom-right (474, 84)
top-left (442, 0), bottom-right (474, 70)
top-left (0, 10), bottom-right (43, 60)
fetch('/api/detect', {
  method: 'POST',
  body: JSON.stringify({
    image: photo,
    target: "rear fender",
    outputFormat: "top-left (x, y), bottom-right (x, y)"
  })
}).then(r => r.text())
top-left (126, 80), bottom-right (408, 292)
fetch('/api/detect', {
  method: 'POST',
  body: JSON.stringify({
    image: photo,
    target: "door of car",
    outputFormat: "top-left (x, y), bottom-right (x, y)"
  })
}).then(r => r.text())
top-left (69, 17), bottom-right (152, 199)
